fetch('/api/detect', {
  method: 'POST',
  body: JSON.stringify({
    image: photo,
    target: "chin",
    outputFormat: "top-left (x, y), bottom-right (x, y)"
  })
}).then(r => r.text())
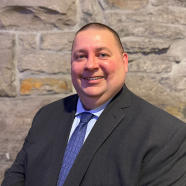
top-left (80, 86), bottom-right (104, 96)
top-left (83, 92), bottom-right (103, 98)
top-left (79, 89), bottom-right (104, 99)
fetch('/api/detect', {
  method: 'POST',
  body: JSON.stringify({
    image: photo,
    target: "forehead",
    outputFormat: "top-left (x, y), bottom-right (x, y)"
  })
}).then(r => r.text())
top-left (73, 29), bottom-right (117, 50)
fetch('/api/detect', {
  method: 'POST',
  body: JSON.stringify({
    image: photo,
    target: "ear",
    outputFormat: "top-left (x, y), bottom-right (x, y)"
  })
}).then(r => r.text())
top-left (122, 53), bottom-right (128, 73)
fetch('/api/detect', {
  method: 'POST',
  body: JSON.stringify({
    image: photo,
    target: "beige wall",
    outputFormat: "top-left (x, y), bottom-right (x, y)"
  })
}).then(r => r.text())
top-left (0, 0), bottom-right (186, 183)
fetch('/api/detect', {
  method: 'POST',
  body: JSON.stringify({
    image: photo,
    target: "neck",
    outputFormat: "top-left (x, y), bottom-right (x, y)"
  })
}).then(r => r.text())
top-left (79, 96), bottom-right (112, 111)
top-left (78, 86), bottom-right (124, 111)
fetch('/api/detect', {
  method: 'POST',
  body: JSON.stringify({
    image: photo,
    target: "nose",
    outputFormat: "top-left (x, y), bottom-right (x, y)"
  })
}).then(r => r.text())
top-left (84, 55), bottom-right (99, 71)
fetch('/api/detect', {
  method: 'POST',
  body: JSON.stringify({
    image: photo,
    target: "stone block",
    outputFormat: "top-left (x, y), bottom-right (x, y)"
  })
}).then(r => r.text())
top-left (27, 16), bottom-right (55, 31)
top-left (81, 0), bottom-right (97, 14)
top-left (122, 37), bottom-right (171, 53)
top-left (0, 33), bottom-right (16, 97)
top-left (165, 105), bottom-right (184, 118)
top-left (0, 0), bottom-right (77, 31)
top-left (99, 0), bottom-right (149, 10)
top-left (126, 7), bottom-right (186, 25)
top-left (18, 53), bottom-right (71, 74)
top-left (0, 33), bottom-right (14, 49)
top-left (0, 0), bottom-right (76, 14)
top-left (53, 2), bottom-right (77, 29)
top-left (19, 35), bottom-right (37, 50)
top-left (128, 55), bottom-right (172, 73)
top-left (79, 0), bottom-right (103, 25)
top-left (41, 32), bottom-right (75, 51)
top-left (0, 7), bottom-right (54, 31)
top-left (126, 74), bottom-right (165, 106)
top-left (34, 2), bottom-right (77, 30)
top-left (167, 40), bottom-right (186, 62)
top-left (151, 0), bottom-right (186, 7)
top-left (0, 7), bottom-right (33, 27)
top-left (160, 59), bottom-right (186, 92)
top-left (0, 50), bottom-right (16, 97)
top-left (164, 102), bottom-right (186, 122)
top-left (105, 12), bottom-right (125, 26)
top-left (125, 74), bottom-right (186, 113)
top-left (20, 78), bottom-right (72, 95)
top-left (116, 23), bottom-right (185, 39)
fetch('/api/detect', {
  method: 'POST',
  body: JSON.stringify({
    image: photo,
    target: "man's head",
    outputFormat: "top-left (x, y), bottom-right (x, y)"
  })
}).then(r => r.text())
top-left (72, 23), bottom-right (124, 54)
top-left (71, 23), bottom-right (128, 110)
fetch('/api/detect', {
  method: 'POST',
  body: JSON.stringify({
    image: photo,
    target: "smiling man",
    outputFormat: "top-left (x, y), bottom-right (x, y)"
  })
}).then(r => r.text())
top-left (2, 23), bottom-right (186, 186)
top-left (71, 28), bottom-right (128, 110)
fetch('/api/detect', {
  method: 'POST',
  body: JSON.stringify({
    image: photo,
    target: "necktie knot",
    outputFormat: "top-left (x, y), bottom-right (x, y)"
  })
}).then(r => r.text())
top-left (80, 112), bottom-right (94, 125)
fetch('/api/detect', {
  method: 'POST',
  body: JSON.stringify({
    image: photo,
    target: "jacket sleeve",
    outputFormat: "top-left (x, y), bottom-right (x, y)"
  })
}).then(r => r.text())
top-left (138, 125), bottom-right (186, 186)
top-left (1, 108), bottom-right (43, 186)
top-left (1, 138), bottom-right (28, 186)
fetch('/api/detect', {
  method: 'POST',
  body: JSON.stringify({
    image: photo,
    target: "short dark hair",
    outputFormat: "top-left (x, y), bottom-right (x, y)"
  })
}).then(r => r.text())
top-left (73, 22), bottom-right (124, 54)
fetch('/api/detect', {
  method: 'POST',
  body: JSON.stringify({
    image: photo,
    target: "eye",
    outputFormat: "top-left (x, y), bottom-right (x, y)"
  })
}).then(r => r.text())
top-left (98, 53), bottom-right (109, 58)
top-left (76, 54), bottom-right (86, 60)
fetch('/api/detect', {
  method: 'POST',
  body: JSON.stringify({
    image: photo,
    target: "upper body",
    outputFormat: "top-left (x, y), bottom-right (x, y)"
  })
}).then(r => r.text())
top-left (2, 85), bottom-right (186, 186)
top-left (2, 23), bottom-right (186, 186)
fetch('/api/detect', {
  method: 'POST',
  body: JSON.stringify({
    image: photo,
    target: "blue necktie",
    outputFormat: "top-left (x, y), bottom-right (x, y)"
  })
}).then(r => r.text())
top-left (57, 112), bottom-right (94, 186)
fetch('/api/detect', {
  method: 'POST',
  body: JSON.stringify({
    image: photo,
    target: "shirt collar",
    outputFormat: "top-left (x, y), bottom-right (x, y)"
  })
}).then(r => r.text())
top-left (75, 98), bottom-right (111, 117)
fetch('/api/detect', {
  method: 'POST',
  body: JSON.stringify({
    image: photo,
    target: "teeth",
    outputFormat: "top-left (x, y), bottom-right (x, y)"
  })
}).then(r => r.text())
top-left (84, 77), bottom-right (102, 80)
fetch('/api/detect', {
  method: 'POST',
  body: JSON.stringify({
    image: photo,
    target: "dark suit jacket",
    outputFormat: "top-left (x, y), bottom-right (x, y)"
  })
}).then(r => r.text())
top-left (2, 85), bottom-right (186, 186)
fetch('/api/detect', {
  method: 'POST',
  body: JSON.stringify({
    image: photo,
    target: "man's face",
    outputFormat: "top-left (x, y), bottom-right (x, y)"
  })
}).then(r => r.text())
top-left (71, 29), bottom-right (128, 109)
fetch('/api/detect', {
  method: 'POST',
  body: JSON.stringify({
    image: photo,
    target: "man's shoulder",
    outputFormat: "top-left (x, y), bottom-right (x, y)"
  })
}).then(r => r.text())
top-left (122, 89), bottom-right (186, 154)
top-left (32, 94), bottom-right (78, 122)
top-left (41, 94), bottom-right (78, 111)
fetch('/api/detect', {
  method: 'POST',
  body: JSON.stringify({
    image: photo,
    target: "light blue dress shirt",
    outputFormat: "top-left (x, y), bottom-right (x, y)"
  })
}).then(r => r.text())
top-left (68, 98), bottom-right (111, 142)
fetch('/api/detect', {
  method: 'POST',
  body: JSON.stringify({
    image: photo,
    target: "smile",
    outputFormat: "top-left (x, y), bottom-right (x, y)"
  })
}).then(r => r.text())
top-left (84, 77), bottom-right (103, 80)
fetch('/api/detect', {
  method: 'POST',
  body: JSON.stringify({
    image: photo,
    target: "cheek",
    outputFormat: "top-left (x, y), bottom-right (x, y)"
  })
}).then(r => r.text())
top-left (102, 60), bottom-right (118, 76)
top-left (71, 63), bottom-right (82, 77)
top-left (71, 66), bottom-right (79, 86)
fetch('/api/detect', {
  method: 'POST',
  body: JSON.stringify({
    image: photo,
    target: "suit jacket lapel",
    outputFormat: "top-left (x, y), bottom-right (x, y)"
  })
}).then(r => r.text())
top-left (64, 85), bottom-right (131, 186)
top-left (44, 95), bottom-right (78, 186)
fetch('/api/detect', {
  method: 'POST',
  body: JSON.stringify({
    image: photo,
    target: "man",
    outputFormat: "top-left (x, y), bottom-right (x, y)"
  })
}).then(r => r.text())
top-left (2, 23), bottom-right (186, 186)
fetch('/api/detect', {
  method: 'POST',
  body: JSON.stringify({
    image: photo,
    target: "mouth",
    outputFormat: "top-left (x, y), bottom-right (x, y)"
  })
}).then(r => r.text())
top-left (83, 77), bottom-right (103, 80)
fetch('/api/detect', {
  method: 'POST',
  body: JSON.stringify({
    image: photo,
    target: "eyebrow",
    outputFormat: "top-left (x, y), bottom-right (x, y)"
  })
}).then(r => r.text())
top-left (72, 49), bottom-right (86, 59)
top-left (95, 47), bottom-right (112, 54)
top-left (73, 49), bottom-right (86, 54)
top-left (73, 47), bottom-right (112, 57)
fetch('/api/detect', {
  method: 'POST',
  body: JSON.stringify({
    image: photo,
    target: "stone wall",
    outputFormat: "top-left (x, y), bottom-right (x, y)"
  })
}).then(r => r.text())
top-left (0, 0), bottom-right (186, 183)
